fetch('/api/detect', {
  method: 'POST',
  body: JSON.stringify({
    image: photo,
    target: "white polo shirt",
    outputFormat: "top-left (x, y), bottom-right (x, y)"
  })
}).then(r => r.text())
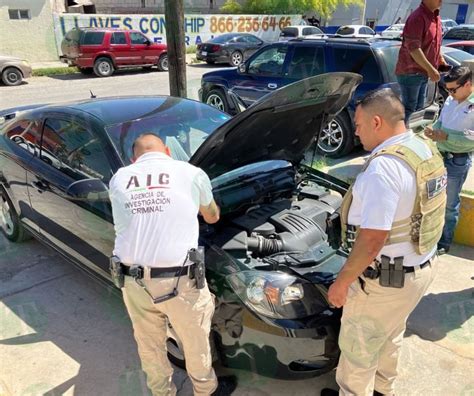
top-left (348, 131), bottom-right (436, 267)
top-left (109, 152), bottom-right (214, 268)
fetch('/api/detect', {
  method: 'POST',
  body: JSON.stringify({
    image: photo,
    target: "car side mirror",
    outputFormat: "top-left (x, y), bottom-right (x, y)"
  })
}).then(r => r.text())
top-left (66, 178), bottom-right (109, 201)
top-left (145, 40), bottom-right (151, 46)
top-left (238, 63), bottom-right (247, 74)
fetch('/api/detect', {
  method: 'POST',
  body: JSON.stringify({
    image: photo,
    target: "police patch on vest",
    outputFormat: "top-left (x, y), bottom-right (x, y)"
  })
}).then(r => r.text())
top-left (426, 174), bottom-right (447, 199)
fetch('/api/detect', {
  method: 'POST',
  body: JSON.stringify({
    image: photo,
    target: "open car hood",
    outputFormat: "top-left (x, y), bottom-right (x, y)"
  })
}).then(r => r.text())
top-left (190, 72), bottom-right (362, 179)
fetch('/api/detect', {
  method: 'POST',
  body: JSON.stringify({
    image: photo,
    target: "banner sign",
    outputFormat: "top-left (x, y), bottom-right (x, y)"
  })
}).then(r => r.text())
top-left (53, 13), bottom-right (301, 54)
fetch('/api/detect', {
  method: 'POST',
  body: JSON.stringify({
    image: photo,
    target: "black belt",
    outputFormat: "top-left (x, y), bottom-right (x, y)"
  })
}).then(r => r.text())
top-left (363, 259), bottom-right (431, 279)
top-left (121, 263), bottom-right (196, 278)
top-left (441, 151), bottom-right (470, 159)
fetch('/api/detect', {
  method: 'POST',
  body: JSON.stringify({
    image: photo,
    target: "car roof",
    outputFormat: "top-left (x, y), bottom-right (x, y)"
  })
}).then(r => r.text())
top-left (43, 96), bottom-right (193, 126)
top-left (293, 37), bottom-right (400, 48)
top-left (71, 27), bottom-right (136, 32)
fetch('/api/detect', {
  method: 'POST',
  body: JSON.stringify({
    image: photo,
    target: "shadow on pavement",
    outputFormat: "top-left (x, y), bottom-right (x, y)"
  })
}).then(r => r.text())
top-left (446, 244), bottom-right (474, 261)
top-left (406, 287), bottom-right (474, 345)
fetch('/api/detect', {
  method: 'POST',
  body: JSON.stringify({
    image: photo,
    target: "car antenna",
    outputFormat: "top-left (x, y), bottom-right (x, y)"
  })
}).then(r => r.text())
top-left (90, 90), bottom-right (97, 99)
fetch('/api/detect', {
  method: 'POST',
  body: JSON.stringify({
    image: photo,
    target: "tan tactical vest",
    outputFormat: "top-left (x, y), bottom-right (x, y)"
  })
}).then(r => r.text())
top-left (340, 134), bottom-right (447, 255)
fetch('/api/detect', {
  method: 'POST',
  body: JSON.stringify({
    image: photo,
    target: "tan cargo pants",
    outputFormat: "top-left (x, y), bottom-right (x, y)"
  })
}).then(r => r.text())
top-left (336, 258), bottom-right (437, 396)
top-left (122, 273), bottom-right (217, 396)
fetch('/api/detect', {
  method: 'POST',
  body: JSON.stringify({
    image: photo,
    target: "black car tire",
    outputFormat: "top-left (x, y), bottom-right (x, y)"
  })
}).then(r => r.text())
top-left (2, 67), bottom-right (23, 86)
top-left (206, 60), bottom-right (215, 65)
top-left (78, 67), bottom-right (93, 75)
top-left (166, 338), bottom-right (186, 369)
top-left (229, 51), bottom-right (243, 67)
top-left (157, 54), bottom-right (169, 72)
top-left (93, 57), bottom-right (114, 77)
top-left (205, 88), bottom-right (230, 113)
top-left (316, 112), bottom-right (354, 158)
top-left (0, 187), bottom-right (30, 242)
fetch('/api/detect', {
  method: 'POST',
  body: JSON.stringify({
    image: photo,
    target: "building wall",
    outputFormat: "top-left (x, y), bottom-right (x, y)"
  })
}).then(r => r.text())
top-left (324, 0), bottom-right (473, 31)
top-left (0, 0), bottom-right (59, 61)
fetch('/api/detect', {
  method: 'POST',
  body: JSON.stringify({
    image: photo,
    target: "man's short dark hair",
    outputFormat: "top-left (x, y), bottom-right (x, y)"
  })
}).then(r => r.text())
top-left (131, 132), bottom-right (160, 154)
top-left (444, 66), bottom-right (472, 84)
top-left (356, 88), bottom-right (406, 125)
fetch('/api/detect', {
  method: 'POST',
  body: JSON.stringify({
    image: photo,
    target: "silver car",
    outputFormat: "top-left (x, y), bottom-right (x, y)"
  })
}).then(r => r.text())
top-left (0, 56), bottom-right (32, 86)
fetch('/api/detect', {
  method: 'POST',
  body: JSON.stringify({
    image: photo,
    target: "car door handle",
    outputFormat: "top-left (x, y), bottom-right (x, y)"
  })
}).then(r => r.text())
top-left (32, 180), bottom-right (49, 192)
top-left (268, 83), bottom-right (278, 89)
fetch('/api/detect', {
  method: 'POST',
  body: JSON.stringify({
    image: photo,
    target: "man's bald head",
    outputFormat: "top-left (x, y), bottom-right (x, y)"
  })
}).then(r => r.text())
top-left (132, 133), bottom-right (169, 159)
top-left (356, 88), bottom-right (406, 127)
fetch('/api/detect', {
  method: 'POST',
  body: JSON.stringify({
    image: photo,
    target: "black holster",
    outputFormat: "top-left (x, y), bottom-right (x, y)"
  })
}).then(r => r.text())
top-left (109, 256), bottom-right (124, 289)
top-left (379, 255), bottom-right (405, 288)
top-left (188, 247), bottom-right (206, 289)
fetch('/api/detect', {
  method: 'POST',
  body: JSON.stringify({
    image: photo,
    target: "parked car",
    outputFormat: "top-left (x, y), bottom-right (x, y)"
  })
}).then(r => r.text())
top-left (278, 25), bottom-right (326, 41)
top-left (380, 24), bottom-right (404, 39)
top-left (196, 33), bottom-right (266, 66)
top-left (0, 73), bottom-right (361, 379)
top-left (60, 27), bottom-right (168, 77)
top-left (442, 24), bottom-right (474, 44)
top-left (335, 25), bottom-right (377, 38)
top-left (437, 46), bottom-right (474, 107)
top-left (200, 38), bottom-right (438, 158)
top-left (441, 18), bottom-right (458, 34)
top-left (0, 56), bottom-right (32, 86)
top-left (445, 41), bottom-right (474, 55)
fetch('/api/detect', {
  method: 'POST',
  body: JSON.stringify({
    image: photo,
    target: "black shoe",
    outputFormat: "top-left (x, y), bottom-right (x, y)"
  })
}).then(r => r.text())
top-left (373, 391), bottom-right (386, 396)
top-left (211, 376), bottom-right (237, 396)
top-left (321, 389), bottom-right (339, 396)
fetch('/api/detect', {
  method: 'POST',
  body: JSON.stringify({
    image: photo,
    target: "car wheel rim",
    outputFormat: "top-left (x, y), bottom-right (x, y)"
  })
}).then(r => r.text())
top-left (7, 72), bottom-right (18, 83)
top-left (206, 94), bottom-right (225, 111)
top-left (99, 62), bottom-right (111, 75)
top-left (0, 194), bottom-right (15, 236)
top-left (318, 120), bottom-right (344, 153)
top-left (167, 338), bottom-right (184, 361)
top-left (231, 53), bottom-right (242, 66)
top-left (161, 57), bottom-right (169, 70)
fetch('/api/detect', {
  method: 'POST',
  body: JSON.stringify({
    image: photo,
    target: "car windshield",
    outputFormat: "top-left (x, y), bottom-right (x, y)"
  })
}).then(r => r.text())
top-left (387, 25), bottom-right (403, 31)
top-left (444, 28), bottom-right (474, 40)
top-left (106, 100), bottom-right (230, 164)
top-left (336, 27), bottom-right (355, 35)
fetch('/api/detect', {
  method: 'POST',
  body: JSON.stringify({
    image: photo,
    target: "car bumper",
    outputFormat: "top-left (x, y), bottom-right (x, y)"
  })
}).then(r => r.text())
top-left (60, 56), bottom-right (93, 68)
top-left (196, 52), bottom-right (229, 64)
top-left (408, 102), bottom-right (439, 130)
top-left (21, 64), bottom-right (32, 79)
top-left (214, 304), bottom-right (341, 379)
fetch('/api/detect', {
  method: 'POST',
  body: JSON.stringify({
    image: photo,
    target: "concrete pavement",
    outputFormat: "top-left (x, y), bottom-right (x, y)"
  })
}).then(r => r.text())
top-left (0, 233), bottom-right (472, 396)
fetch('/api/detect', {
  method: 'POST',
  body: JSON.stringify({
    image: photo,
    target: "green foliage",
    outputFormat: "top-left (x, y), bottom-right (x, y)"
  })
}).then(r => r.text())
top-left (221, 0), bottom-right (243, 13)
top-left (224, 0), bottom-right (364, 19)
top-left (32, 67), bottom-right (79, 76)
top-left (186, 45), bottom-right (197, 54)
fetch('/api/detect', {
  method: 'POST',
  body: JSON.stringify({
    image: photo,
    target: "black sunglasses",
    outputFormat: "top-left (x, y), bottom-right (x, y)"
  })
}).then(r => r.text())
top-left (446, 76), bottom-right (470, 94)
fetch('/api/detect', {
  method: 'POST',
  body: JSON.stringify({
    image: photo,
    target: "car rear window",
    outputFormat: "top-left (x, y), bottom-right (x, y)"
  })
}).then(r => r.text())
top-left (444, 28), bottom-right (474, 40)
top-left (81, 31), bottom-right (105, 45)
top-left (64, 29), bottom-right (81, 45)
top-left (111, 32), bottom-right (127, 44)
top-left (332, 47), bottom-right (382, 83)
top-left (280, 28), bottom-right (298, 37)
top-left (336, 27), bottom-right (355, 35)
top-left (302, 27), bottom-right (323, 35)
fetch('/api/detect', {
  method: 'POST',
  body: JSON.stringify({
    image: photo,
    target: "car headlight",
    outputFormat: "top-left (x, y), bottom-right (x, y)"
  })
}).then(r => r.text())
top-left (226, 270), bottom-right (327, 319)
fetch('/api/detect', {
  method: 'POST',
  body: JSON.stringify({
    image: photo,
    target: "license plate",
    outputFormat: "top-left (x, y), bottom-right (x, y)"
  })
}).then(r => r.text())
top-left (201, 51), bottom-right (207, 56)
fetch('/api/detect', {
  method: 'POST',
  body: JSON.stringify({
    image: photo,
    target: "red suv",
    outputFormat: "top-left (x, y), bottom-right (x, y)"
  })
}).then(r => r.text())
top-left (61, 28), bottom-right (168, 77)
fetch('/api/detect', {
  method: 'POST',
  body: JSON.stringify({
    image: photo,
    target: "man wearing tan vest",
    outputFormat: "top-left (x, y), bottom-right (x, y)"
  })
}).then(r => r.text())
top-left (322, 89), bottom-right (446, 396)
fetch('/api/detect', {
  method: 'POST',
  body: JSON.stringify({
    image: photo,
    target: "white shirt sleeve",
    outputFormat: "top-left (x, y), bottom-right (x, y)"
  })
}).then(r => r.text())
top-left (357, 170), bottom-right (401, 230)
top-left (193, 168), bottom-right (214, 206)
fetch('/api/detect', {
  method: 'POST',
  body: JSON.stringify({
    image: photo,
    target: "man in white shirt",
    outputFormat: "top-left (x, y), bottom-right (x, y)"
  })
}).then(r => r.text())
top-left (109, 134), bottom-right (236, 396)
top-left (425, 66), bottom-right (474, 254)
top-left (323, 89), bottom-right (445, 396)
